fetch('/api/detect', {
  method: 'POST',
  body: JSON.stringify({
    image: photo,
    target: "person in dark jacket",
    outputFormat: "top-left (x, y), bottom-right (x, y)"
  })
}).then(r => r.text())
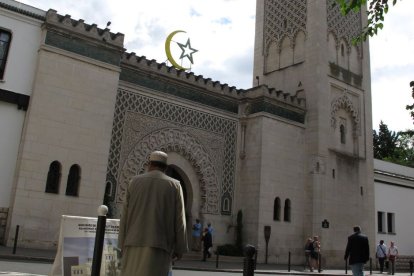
top-left (344, 226), bottom-right (370, 276)
top-left (202, 228), bottom-right (213, 261)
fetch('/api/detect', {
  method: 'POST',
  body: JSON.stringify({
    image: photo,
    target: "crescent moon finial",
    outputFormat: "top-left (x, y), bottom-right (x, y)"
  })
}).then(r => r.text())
top-left (165, 30), bottom-right (189, 70)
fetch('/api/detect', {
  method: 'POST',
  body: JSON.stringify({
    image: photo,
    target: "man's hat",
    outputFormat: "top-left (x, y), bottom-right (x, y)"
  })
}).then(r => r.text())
top-left (149, 151), bottom-right (168, 165)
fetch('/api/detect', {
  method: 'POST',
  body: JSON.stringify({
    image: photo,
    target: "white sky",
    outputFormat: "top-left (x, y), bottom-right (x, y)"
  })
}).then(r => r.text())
top-left (17, 0), bottom-right (414, 132)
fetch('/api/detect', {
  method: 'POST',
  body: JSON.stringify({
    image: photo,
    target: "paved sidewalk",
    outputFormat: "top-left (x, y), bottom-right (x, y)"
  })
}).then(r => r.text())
top-left (0, 246), bottom-right (55, 263)
top-left (0, 246), bottom-right (409, 275)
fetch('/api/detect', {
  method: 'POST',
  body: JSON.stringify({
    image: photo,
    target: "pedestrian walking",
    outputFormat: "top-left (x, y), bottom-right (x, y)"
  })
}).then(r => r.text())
top-left (311, 236), bottom-right (321, 270)
top-left (376, 240), bottom-right (387, 273)
top-left (387, 241), bottom-right (399, 275)
top-left (344, 226), bottom-right (370, 276)
top-left (118, 151), bottom-right (188, 276)
top-left (201, 228), bottom-right (213, 261)
top-left (305, 237), bottom-right (314, 271)
top-left (191, 219), bottom-right (202, 251)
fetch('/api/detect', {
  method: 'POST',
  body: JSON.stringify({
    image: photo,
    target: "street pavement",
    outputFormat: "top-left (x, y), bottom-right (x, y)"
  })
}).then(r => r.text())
top-left (0, 246), bottom-right (409, 276)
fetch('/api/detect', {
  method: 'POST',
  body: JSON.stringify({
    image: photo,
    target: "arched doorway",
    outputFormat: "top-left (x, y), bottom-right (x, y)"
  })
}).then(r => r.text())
top-left (165, 164), bottom-right (194, 242)
top-left (165, 166), bottom-right (188, 209)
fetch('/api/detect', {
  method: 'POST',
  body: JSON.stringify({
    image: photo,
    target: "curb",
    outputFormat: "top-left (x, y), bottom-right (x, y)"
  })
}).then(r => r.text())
top-left (0, 254), bottom-right (54, 263)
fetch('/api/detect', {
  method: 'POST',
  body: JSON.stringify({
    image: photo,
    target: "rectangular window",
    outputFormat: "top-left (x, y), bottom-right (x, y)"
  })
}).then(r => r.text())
top-left (387, 212), bottom-right (395, 233)
top-left (0, 29), bottom-right (11, 79)
top-left (377, 211), bottom-right (385, 233)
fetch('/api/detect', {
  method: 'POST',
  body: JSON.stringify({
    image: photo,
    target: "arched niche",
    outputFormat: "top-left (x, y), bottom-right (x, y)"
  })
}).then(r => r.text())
top-left (265, 40), bottom-right (279, 73)
top-left (349, 45), bottom-right (361, 75)
top-left (293, 31), bottom-right (306, 64)
top-left (280, 36), bottom-right (293, 68)
top-left (338, 39), bottom-right (349, 70)
top-left (327, 32), bottom-right (337, 64)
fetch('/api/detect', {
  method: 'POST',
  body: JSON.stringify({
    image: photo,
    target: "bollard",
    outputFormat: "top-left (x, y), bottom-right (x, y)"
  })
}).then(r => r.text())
top-left (254, 248), bottom-right (258, 270)
top-left (345, 259), bottom-right (348, 274)
top-left (318, 253), bottom-right (322, 273)
top-left (243, 244), bottom-right (256, 276)
top-left (91, 205), bottom-right (108, 276)
top-left (12, 225), bottom-right (19, 255)
top-left (369, 257), bottom-right (372, 275)
top-left (410, 260), bottom-right (413, 276)
top-left (216, 250), bottom-right (219, 268)
top-left (288, 251), bottom-right (291, 272)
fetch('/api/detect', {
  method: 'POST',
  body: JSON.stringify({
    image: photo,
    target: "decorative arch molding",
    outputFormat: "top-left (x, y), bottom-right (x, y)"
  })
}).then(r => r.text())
top-left (117, 127), bottom-right (220, 214)
top-left (265, 38), bottom-right (279, 56)
top-left (331, 94), bottom-right (359, 130)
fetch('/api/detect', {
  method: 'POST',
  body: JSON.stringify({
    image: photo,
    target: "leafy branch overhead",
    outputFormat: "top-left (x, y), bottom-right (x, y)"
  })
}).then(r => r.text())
top-left (336, 0), bottom-right (401, 43)
top-left (406, 81), bottom-right (414, 121)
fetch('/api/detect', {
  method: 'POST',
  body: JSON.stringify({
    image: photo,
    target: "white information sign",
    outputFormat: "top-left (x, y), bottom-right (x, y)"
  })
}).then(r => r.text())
top-left (50, 215), bottom-right (120, 276)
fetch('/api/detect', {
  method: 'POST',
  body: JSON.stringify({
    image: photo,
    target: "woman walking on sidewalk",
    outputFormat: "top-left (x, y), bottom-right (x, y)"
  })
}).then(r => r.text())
top-left (387, 241), bottom-right (399, 275)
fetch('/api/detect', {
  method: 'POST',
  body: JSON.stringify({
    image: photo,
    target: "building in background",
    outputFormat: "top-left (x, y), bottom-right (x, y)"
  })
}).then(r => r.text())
top-left (0, 0), bottom-right (411, 267)
top-left (374, 159), bottom-right (414, 255)
top-left (0, 0), bottom-right (43, 241)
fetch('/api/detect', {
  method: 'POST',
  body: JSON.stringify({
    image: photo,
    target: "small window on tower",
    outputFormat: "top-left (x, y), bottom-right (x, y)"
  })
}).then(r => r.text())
top-left (340, 124), bottom-right (346, 144)
top-left (273, 197), bottom-right (281, 221)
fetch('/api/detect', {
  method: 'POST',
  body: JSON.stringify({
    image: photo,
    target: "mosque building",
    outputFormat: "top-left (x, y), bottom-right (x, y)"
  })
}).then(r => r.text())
top-left (0, 0), bottom-right (412, 266)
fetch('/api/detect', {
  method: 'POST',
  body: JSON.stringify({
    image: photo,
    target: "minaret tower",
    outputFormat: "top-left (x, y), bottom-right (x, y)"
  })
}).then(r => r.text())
top-left (252, 0), bottom-right (375, 265)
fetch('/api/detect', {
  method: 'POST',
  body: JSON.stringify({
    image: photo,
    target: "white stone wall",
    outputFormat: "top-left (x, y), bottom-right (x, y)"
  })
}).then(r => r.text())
top-left (6, 46), bottom-right (120, 248)
top-left (374, 159), bottom-right (414, 255)
top-left (235, 114), bottom-right (307, 263)
top-left (257, 116), bottom-right (306, 264)
top-left (0, 3), bottom-right (43, 236)
top-left (0, 102), bottom-right (25, 208)
top-left (0, 6), bottom-right (44, 94)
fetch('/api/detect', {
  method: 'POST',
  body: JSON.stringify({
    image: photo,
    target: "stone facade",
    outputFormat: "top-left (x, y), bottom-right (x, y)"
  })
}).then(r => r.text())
top-left (1, 0), bottom-right (376, 267)
top-left (252, 0), bottom-right (374, 266)
top-left (5, 8), bottom-right (124, 248)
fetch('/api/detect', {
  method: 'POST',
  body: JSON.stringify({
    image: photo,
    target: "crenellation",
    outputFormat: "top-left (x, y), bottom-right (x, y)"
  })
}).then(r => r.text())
top-left (119, 52), bottom-right (305, 109)
top-left (45, 9), bottom-right (124, 48)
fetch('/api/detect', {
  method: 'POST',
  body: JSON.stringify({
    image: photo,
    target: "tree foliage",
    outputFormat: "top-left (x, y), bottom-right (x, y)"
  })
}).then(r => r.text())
top-left (336, 0), bottom-right (401, 43)
top-left (373, 121), bottom-right (399, 159)
top-left (373, 121), bottom-right (414, 167)
top-left (405, 81), bottom-right (414, 121)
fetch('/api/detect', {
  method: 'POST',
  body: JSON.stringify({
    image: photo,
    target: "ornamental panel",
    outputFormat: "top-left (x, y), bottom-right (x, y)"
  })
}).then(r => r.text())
top-left (264, 0), bottom-right (307, 47)
top-left (106, 88), bottom-right (237, 215)
top-left (327, 0), bottom-right (362, 48)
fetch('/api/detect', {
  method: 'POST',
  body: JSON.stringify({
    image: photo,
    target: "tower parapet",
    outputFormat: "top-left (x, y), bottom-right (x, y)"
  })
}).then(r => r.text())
top-left (45, 9), bottom-right (124, 50)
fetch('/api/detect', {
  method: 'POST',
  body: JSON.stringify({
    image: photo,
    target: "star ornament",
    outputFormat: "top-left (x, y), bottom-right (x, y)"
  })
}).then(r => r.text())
top-left (177, 38), bottom-right (198, 64)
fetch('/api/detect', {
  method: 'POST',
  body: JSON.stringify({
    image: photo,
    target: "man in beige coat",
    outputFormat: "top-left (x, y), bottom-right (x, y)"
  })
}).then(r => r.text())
top-left (118, 151), bottom-right (188, 276)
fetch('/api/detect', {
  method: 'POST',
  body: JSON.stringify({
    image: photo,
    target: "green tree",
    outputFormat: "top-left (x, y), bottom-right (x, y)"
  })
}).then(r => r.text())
top-left (373, 121), bottom-right (399, 159)
top-left (336, 0), bottom-right (402, 43)
top-left (405, 81), bottom-right (414, 121)
top-left (373, 121), bottom-right (414, 167)
top-left (393, 131), bottom-right (414, 167)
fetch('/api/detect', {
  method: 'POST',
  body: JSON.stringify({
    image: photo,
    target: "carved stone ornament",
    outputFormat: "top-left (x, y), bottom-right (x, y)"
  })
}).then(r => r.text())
top-left (327, 0), bottom-right (362, 50)
top-left (331, 94), bottom-right (359, 130)
top-left (106, 89), bottom-right (237, 215)
top-left (264, 0), bottom-right (307, 48)
top-left (117, 128), bottom-right (220, 214)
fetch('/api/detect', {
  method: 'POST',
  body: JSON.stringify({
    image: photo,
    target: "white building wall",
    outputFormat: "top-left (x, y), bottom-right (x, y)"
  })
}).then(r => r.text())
top-left (374, 159), bottom-right (414, 255)
top-left (0, 2), bottom-right (43, 212)
top-left (0, 1), bottom-right (44, 95)
top-left (0, 102), bottom-right (25, 207)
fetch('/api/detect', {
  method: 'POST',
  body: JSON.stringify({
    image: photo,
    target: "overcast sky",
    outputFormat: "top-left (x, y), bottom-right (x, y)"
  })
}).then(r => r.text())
top-left (18, 0), bottom-right (414, 132)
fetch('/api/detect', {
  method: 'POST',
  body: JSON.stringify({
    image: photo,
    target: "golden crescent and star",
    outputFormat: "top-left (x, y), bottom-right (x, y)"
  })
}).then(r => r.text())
top-left (165, 30), bottom-right (198, 70)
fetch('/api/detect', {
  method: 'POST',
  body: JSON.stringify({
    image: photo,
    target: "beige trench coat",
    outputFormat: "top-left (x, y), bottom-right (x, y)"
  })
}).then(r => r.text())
top-left (118, 170), bottom-right (188, 275)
